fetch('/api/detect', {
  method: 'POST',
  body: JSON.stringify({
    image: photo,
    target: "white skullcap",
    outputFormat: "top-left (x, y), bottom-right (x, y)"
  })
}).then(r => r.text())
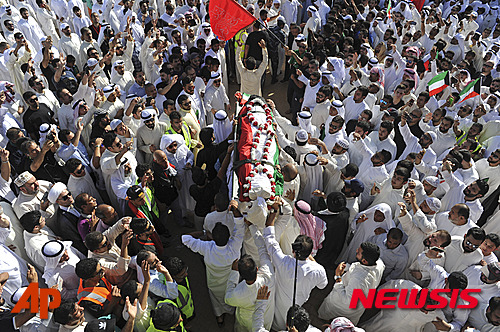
top-left (87, 58), bottom-right (99, 67)
top-left (14, 171), bottom-right (33, 187)
top-left (60, 23), bottom-right (69, 30)
top-left (332, 100), bottom-right (343, 108)
top-left (39, 123), bottom-right (50, 134)
top-left (48, 182), bottom-right (67, 204)
top-left (141, 108), bottom-right (154, 121)
top-left (110, 119), bottom-right (122, 131)
top-left (425, 197), bottom-right (441, 212)
top-left (471, 11), bottom-right (478, 17)
top-left (296, 129), bottom-right (308, 143)
top-left (427, 131), bottom-right (437, 142)
top-left (298, 111), bottom-right (312, 119)
top-left (337, 138), bottom-right (349, 150)
top-left (214, 110), bottom-right (227, 121)
top-left (295, 34), bottom-right (306, 42)
top-left (325, 317), bottom-right (356, 332)
top-left (304, 152), bottom-right (319, 166)
top-left (423, 176), bottom-right (440, 188)
top-left (40, 36), bottom-right (48, 42)
top-left (42, 240), bottom-right (65, 258)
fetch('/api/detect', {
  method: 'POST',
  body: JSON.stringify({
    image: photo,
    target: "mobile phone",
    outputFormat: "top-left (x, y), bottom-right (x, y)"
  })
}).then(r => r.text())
top-left (430, 246), bottom-right (445, 253)
top-left (409, 21), bottom-right (417, 25)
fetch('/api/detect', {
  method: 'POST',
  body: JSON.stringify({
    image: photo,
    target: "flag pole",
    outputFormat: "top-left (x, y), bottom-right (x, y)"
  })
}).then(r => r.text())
top-left (256, 19), bottom-right (288, 49)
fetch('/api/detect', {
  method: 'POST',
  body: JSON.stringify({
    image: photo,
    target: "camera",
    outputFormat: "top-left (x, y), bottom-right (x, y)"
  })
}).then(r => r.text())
top-left (46, 131), bottom-right (56, 142)
top-left (145, 97), bottom-right (153, 107)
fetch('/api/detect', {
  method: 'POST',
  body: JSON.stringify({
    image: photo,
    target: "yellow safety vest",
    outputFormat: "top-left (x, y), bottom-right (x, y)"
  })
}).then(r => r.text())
top-left (146, 299), bottom-right (187, 332)
top-left (165, 122), bottom-right (193, 149)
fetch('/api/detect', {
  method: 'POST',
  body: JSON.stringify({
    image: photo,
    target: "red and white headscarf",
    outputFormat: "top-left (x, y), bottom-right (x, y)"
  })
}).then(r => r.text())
top-left (293, 200), bottom-right (325, 255)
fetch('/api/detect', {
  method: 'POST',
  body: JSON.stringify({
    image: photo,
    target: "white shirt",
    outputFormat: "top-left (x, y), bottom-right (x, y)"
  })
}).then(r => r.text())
top-left (435, 212), bottom-right (478, 237)
top-left (343, 96), bottom-right (368, 122)
top-left (368, 233), bottom-right (408, 281)
top-left (318, 259), bottom-right (385, 325)
top-left (444, 236), bottom-right (483, 272)
top-left (263, 225), bottom-right (327, 330)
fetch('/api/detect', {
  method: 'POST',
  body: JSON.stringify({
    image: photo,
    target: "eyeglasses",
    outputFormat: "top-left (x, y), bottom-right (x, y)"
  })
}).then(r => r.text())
top-left (144, 119), bottom-right (155, 124)
top-left (317, 93), bottom-right (326, 98)
top-left (29, 97), bottom-right (38, 103)
top-left (330, 123), bottom-right (340, 129)
top-left (298, 45), bottom-right (306, 49)
top-left (59, 192), bottom-right (72, 201)
top-left (465, 239), bottom-right (480, 249)
top-left (380, 100), bottom-right (387, 104)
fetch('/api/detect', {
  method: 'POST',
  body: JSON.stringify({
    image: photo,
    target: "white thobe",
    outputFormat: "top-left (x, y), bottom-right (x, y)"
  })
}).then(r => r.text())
top-left (444, 236), bottom-right (483, 272)
top-left (348, 133), bottom-right (372, 166)
top-left (67, 173), bottom-right (103, 204)
top-left (361, 280), bottom-right (444, 332)
top-left (435, 212), bottom-right (478, 237)
top-left (322, 152), bottom-right (349, 194)
top-left (182, 217), bottom-right (245, 316)
top-left (398, 211), bottom-right (437, 272)
top-left (204, 84), bottom-right (229, 118)
top-left (318, 260), bottom-right (385, 324)
top-left (45, 246), bottom-right (85, 300)
top-left (225, 226), bottom-right (275, 332)
top-left (263, 225), bottom-right (327, 330)
top-left (12, 180), bottom-right (56, 222)
top-left (100, 149), bottom-right (136, 208)
top-left (136, 121), bottom-right (168, 164)
top-left (398, 122), bottom-right (437, 164)
top-left (111, 72), bottom-right (135, 95)
top-left (23, 227), bottom-right (57, 270)
top-left (59, 33), bottom-right (82, 60)
top-left (440, 169), bottom-right (483, 222)
top-left (464, 264), bottom-right (500, 303)
top-left (343, 96), bottom-right (368, 122)
top-left (204, 210), bottom-right (234, 236)
top-left (419, 122), bottom-right (457, 157)
top-left (298, 75), bottom-right (322, 110)
top-left (475, 159), bottom-right (500, 201)
top-left (367, 179), bottom-right (405, 217)
top-left (311, 99), bottom-right (331, 128)
top-left (367, 132), bottom-right (397, 163)
top-left (367, 234), bottom-right (408, 281)
top-left (17, 17), bottom-right (44, 52)
top-left (0, 243), bottom-right (29, 307)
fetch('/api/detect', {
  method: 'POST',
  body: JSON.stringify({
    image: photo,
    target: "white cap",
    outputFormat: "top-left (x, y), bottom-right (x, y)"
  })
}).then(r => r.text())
top-left (423, 176), bottom-right (440, 188)
top-left (14, 171), bottom-right (33, 187)
top-left (110, 119), bottom-right (122, 131)
top-left (87, 58), bottom-right (99, 67)
top-left (425, 197), bottom-right (441, 212)
top-left (337, 138), bottom-right (349, 150)
top-left (48, 182), bottom-right (67, 204)
top-left (40, 36), bottom-right (48, 42)
top-left (60, 23), bottom-right (69, 30)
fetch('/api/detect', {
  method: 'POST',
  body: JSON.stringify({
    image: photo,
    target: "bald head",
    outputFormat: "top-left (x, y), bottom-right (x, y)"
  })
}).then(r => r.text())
top-left (282, 163), bottom-right (298, 182)
top-left (95, 204), bottom-right (117, 226)
top-left (153, 149), bottom-right (169, 168)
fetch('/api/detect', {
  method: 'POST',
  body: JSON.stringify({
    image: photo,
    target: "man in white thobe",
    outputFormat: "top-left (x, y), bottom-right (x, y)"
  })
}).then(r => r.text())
top-left (225, 224), bottom-right (275, 332)
top-left (17, 8), bottom-right (44, 52)
top-left (58, 24), bottom-right (81, 60)
top-left (367, 228), bottom-right (408, 282)
top-left (318, 242), bottom-right (385, 325)
top-left (263, 199), bottom-right (327, 330)
top-left (182, 201), bottom-right (245, 323)
top-left (435, 203), bottom-right (478, 237)
top-left (444, 228), bottom-right (485, 273)
top-left (20, 210), bottom-right (57, 271)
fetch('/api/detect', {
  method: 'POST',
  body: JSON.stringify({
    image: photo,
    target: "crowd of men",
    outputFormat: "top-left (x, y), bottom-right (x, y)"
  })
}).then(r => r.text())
top-left (0, 0), bottom-right (499, 330)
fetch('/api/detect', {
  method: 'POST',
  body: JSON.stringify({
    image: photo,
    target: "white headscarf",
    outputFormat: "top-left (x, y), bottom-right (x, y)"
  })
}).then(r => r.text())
top-left (160, 134), bottom-right (191, 170)
top-left (110, 156), bottom-right (138, 200)
top-left (41, 240), bottom-right (72, 286)
top-left (213, 110), bottom-right (232, 143)
top-left (328, 57), bottom-right (346, 87)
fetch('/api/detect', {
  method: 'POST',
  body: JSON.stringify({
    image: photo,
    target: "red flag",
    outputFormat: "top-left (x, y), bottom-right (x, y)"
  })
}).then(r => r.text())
top-left (209, 0), bottom-right (256, 41)
top-left (411, 0), bottom-right (425, 11)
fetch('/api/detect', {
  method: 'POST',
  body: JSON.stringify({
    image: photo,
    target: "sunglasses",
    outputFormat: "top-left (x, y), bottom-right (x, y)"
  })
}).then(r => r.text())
top-left (465, 239), bottom-right (480, 249)
top-left (59, 192), bottom-right (72, 201)
top-left (29, 97), bottom-right (38, 103)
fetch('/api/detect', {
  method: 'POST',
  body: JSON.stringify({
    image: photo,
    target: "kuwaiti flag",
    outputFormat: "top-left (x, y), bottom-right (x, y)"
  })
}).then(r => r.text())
top-left (458, 78), bottom-right (481, 103)
top-left (428, 71), bottom-right (450, 96)
top-left (235, 102), bottom-right (283, 202)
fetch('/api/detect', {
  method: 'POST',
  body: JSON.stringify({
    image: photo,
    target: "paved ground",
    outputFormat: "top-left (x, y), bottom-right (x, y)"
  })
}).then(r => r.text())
top-left (162, 72), bottom-right (342, 332)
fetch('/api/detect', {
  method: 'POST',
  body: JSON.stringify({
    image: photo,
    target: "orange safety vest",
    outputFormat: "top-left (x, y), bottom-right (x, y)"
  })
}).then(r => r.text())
top-left (77, 277), bottom-right (113, 308)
